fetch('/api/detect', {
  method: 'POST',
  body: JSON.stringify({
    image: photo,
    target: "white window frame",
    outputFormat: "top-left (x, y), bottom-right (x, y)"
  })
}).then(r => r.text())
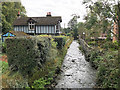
top-left (28, 22), bottom-right (35, 30)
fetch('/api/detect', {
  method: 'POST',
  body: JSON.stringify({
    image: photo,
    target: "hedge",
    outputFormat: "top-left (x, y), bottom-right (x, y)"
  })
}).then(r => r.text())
top-left (3, 35), bottom-right (74, 88)
top-left (5, 36), bottom-right (51, 75)
top-left (54, 36), bottom-right (68, 49)
top-left (5, 36), bottom-right (69, 75)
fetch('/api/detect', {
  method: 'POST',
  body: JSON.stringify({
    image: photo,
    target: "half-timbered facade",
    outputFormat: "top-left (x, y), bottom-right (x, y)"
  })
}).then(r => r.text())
top-left (13, 12), bottom-right (62, 35)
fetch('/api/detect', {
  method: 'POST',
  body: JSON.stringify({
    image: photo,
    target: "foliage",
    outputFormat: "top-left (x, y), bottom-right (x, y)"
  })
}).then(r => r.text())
top-left (96, 52), bottom-right (119, 88)
top-left (28, 36), bottom-right (73, 88)
top-left (87, 41), bottom-right (96, 46)
top-left (0, 61), bottom-right (8, 75)
top-left (32, 77), bottom-right (52, 88)
top-left (2, 41), bottom-right (7, 53)
top-left (3, 35), bottom-right (73, 88)
top-left (82, 0), bottom-right (118, 41)
top-left (66, 33), bottom-right (72, 36)
top-left (68, 14), bottom-right (79, 29)
top-left (101, 40), bottom-right (118, 50)
top-left (54, 36), bottom-right (67, 49)
top-left (5, 37), bottom-right (51, 75)
top-left (51, 38), bottom-right (57, 49)
top-left (86, 40), bottom-right (119, 88)
top-left (72, 26), bottom-right (78, 40)
top-left (78, 37), bottom-right (119, 88)
top-left (81, 0), bottom-right (120, 88)
top-left (62, 28), bottom-right (71, 34)
top-left (2, 2), bottom-right (26, 33)
top-left (2, 71), bottom-right (29, 88)
top-left (38, 35), bottom-right (52, 38)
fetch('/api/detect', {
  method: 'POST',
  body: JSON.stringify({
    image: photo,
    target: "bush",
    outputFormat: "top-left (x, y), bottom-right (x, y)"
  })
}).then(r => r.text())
top-left (32, 77), bottom-right (52, 88)
top-left (66, 33), bottom-right (72, 36)
top-left (54, 36), bottom-right (66, 49)
top-left (96, 58), bottom-right (119, 88)
top-left (89, 50), bottom-right (101, 69)
top-left (87, 41), bottom-right (96, 46)
top-left (2, 71), bottom-right (29, 88)
top-left (2, 42), bottom-right (7, 53)
top-left (5, 37), bottom-right (51, 75)
top-left (28, 37), bottom-right (73, 88)
top-left (101, 41), bottom-right (118, 50)
top-left (4, 35), bottom-right (73, 88)
top-left (0, 61), bottom-right (8, 75)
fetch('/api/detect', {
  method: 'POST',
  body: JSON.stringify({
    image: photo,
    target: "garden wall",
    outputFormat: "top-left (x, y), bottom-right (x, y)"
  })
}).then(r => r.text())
top-left (78, 36), bottom-right (93, 61)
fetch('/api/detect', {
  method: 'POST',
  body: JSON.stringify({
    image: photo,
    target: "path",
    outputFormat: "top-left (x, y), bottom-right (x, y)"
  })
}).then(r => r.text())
top-left (55, 41), bottom-right (96, 88)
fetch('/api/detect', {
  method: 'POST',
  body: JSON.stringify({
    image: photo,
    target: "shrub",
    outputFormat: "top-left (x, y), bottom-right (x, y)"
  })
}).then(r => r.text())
top-left (4, 35), bottom-right (73, 88)
top-left (32, 77), bottom-right (53, 88)
top-left (2, 71), bottom-right (29, 88)
top-left (66, 33), bottom-right (72, 36)
top-left (28, 37), bottom-right (73, 88)
top-left (87, 41), bottom-right (96, 46)
top-left (2, 42), bottom-right (7, 53)
top-left (51, 38), bottom-right (57, 49)
top-left (96, 58), bottom-right (119, 88)
top-left (5, 37), bottom-right (51, 75)
top-left (54, 37), bottom-right (66, 49)
top-left (101, 41), bottom-right (118, 50)
top-left (0, 61), bottom-right (8, 75)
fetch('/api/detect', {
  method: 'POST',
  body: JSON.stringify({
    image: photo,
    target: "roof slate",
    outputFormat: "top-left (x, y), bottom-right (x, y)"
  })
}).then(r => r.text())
top-left (13, 16), bottom-right (62, 26)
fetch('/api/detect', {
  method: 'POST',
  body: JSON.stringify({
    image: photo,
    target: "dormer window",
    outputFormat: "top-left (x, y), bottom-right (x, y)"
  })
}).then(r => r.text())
top-left (29, 22), bottom-right (35, 30)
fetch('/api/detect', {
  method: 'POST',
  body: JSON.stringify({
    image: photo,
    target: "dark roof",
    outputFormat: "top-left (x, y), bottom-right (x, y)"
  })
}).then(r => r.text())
top-left (13, 16), bottom-right (62, 26)
top-left (8, 31), bottom-right (29, 37)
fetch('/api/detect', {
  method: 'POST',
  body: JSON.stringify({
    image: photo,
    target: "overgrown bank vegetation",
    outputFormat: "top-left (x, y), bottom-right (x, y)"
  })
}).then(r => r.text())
top-left (79, 37), bottom-right (119, 88)
top-left (76, 0), bottom-right (120, 88)
top-left (1, 35), bottom-right (73, 88)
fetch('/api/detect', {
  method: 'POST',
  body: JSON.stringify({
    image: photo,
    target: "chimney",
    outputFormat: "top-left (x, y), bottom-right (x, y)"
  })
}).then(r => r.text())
top-left (46, 12), bottom-right (51, 17)
top-left (17, 11), bottom-right (21, 19)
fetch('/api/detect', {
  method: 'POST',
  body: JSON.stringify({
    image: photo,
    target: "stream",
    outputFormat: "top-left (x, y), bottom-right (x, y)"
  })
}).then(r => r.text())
top-left (55, 41), bottom-right (96, 88)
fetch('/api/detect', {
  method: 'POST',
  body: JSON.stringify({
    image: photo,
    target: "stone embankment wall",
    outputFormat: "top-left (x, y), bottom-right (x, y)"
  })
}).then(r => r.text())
top-left (78, 35), bottom-right (93, 62)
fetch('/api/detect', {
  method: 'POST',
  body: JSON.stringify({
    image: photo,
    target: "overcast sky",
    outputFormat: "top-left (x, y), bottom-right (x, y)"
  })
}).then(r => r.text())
top-left (21, 0), bottom-right (87, 28)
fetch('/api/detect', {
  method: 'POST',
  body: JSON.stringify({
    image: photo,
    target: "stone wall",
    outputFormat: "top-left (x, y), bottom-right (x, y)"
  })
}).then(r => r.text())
top-left (78, 35), bottom-right (93, 61)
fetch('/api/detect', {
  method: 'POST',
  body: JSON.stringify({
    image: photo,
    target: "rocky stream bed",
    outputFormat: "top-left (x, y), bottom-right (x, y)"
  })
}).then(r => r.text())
top-left (55, 41), bottom-right (96, 88)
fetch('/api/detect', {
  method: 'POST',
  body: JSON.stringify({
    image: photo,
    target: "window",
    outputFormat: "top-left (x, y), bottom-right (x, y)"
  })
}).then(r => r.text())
top-left (29, 22), bottom-right (35, 30)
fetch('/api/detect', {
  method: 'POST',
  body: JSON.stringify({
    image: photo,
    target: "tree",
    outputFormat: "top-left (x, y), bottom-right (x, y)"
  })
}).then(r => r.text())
top-left (83, 0), bottom-right (120, 88)
top-left (83, 0), bottom-right (120, 40)
top-left (73, 26), bottom-right (78, 40)
top-left (62, 28), bottom-right (71, 34)
top-left (68, 14), bottom-right (80, 39)
top-left (68, 14), bottom-right (80, 30)
top-left (83, 1), bottom-right (113, 40)
top-left (2, 2), bottom-right (26, 33)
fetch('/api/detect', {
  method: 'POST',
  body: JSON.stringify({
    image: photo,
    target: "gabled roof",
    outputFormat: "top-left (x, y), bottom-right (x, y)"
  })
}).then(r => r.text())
top-left (27, 18), bottom-right (37, 23)
top-left (13, 16), bottom-right (62, 26)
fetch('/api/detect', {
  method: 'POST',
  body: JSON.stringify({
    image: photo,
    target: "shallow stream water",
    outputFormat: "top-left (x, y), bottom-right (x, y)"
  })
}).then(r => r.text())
top-left (55, 41), bottom-right (96, 88)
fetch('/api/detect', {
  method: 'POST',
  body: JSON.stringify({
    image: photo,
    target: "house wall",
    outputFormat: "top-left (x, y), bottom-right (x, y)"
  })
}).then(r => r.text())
top-left (36, 25), bottom-right (56, 34)
top-left (14, 26), bottom-right (34, 34)
top-left (14, 25), bottom-right (56, 34)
